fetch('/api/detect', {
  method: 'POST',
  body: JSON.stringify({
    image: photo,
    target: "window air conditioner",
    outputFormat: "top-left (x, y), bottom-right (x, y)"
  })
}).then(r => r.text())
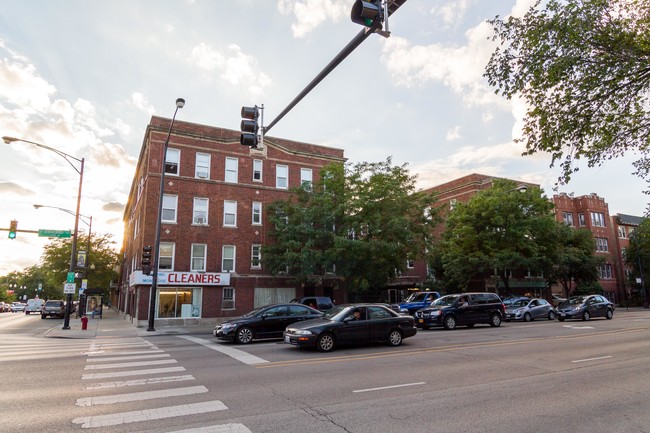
top-left (195, 217), bottom-right (206, 224)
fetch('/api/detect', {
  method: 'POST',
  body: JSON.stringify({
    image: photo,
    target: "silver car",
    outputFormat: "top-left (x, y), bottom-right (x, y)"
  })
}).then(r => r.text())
top-left (505, 298), bottom-right (556, 322)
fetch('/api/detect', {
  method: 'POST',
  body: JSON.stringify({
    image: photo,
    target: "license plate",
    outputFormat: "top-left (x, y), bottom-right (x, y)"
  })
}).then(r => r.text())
top-left (559, 313), bottom-right (566, 317)
top-left (284, 335), bottom-right (290, 343)
top-left (418, 319), bottom-right (424, 323)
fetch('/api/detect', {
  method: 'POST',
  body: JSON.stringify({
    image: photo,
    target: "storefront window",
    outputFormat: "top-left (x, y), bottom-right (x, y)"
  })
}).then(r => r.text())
top-left (157, 287), bottom-right (202, 318)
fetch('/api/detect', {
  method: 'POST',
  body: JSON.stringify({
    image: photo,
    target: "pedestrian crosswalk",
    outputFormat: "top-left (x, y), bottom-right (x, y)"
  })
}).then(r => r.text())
top-left (0, 334), bottom-right (93, 362)
top-left (71, 336), bottom-right (253, 432)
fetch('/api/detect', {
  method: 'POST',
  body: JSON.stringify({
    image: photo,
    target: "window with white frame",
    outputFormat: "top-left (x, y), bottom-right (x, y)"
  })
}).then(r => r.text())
top-left (276, 164), bottom-right (288, 189)
top-left (591, 211), bottom-right (606, 227)
top-left (223, 200), bottom-right (237, 227)
top-left (195, 152), bottom-right (210, 179)
top-left (407, 259), bottom-right (414, 269)
top-left (562, 211), bottom-right (574, 226)
top-left (158, 242), bottom-right (175, 270)
top-left (595, 237), bottom-right (609, 252)
top-left (191, 244), bottom-right (207, 272)
top-left (193, 197), bottom-right (208, 225)
top-left (449, 199), bottom-right (457, 210)
top-left (253, 159), bottom-right (263, 182)
top-left (618, 226), bottom-right (627, 238)
top-left (165, 148), bottom-right (180, 175)
top-left (300, 168), bottom-right (312, 189)
top-left (222, 245), bottom-right (235, 272)
top-left (598, 264), bottom-right (613, 279)
top-left (252, 201), bottom-right (262, 225)
top-left (222, 287), bottom-right (235, 309)
top-left (578, 213), bottom-right (585, 226)
top-left (251, 244), bottom-right (261, 268)
top-left (225, 157), bottom-right (238, 183)
top-left (162, 195), bottom-right (178, 222)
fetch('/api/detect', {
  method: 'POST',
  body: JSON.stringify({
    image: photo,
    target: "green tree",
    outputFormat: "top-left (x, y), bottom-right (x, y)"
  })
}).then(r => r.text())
top-left (485, 0), bottom-right (650, 191)
top-left (439, 179), bottom-right (556, 293)
top-left (547, 224), bottom-right (603, 298)
top-left (264, 159), bottom-right (440, 301)
top-left (40, 232), bottom-right (120, 298)
top-left (625, 219), bottom-right (650, 305)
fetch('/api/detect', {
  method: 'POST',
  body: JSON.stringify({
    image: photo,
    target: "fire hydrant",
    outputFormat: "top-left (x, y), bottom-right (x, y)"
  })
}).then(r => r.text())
top-left (81, 316), bottom-right (89, 330)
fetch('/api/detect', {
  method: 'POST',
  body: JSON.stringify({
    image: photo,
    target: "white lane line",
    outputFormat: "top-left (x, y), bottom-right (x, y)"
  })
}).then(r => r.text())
top-left (178, 335), bottom-right (269, 365)
top-left (84, 359), bottom-right (177, 370)
top-left (86, 353), bottom-right (171, 362)
top-left (84, 375), bottom-right (196, 390)
top-left (562, 325), bottom-right (595, 330)
top-left (88, 349), bottom-right (164, 356)
top-left (167, 424), bottom-right (253, 433)
top-left (71, 400), bottom-right (228, 428)
top-left (76, 385), bottom-right (208, 406)
top-left (572, 355), bottom-right (613, 363)
top-left (82, 366), bottom-right (186, 380)
top-left (353, 382), bottom-right (426, 393)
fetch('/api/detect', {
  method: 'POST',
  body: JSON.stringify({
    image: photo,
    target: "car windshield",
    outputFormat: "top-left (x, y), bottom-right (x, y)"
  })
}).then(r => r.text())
top-left (511, 299), bottom-right (530, 308)
top-left (323, 305), bottom-right (352, 321)
top-left (565, 296), bottom-right (587, 305)
top-left (431, 295), bottom-right (459, 307)
top-left (404, 293), bottom-right (428, 302)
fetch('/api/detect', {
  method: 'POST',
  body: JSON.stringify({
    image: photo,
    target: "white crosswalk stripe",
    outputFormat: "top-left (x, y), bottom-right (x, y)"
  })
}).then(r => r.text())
top-left (0, 335), bottom-right (91, 362)
top-left (73, 336), bottom-right (251, 431)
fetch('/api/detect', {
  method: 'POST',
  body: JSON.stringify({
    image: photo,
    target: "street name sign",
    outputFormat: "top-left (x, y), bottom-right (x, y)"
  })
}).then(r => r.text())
top-left (38, 229), bottom-right (72, 238)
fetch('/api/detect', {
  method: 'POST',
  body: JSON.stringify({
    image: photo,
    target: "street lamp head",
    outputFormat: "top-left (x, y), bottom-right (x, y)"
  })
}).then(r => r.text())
top-left (33, 204), bottom-right (43, 209)
top-left (516, 185), bottom-right (528, 194)
top-left (176, 98), bottom-right (185, 109)
top-left (2, 136), bottom-right (18, 144)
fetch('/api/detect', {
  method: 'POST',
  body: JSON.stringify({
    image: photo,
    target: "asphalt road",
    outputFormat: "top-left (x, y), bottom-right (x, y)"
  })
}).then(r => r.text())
top-left (1, 309), bottom-right (649, 433)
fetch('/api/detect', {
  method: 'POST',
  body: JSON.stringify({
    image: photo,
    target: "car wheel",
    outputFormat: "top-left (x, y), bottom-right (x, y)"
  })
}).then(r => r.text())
top-left (443, 315), bottom-right (457, 330)
top-left (582, 311), bottom-right (590, 321)
top-left (316, 333), bottom-right (336, 352)
top-left (387, 329), bottom-right (403, 347)
top-left (235, 326), bottom-right (254, 344)
top-left (523, 312), bottom-right (532, 322)
top-left (548, 311), bottom-right (556, 320)
top-left (606, 309), bottom-right (613, 320)
top-left (489, 313), bottom-right (502, 327)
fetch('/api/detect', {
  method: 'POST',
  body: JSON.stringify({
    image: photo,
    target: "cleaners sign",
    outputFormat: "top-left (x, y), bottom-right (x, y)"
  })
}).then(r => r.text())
top-left (130, 270), bottom-right (231, 287)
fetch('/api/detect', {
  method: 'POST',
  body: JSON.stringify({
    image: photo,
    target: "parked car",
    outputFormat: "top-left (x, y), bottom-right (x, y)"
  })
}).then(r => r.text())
top-left (41, 300), bottom-right (66, 319)
top-left (24, 298), bottom-right (45, 314)
top-left (392, 291), bottom-right (441, 316)
top-left (414, 292), bottom-right (505, 330)
top-left (551, 294), bottom-right (567, 307)
top-left (0, 302), bottom-right (10, 312)
top-left (290, 296), bottom-right (334, 311)
top-left (556, 295), bottom-right (615, 321)
top-left (505, 298), bottom-right (556, 322)
top-left (284, 303), bottom-right (417, 352)
top-left (10, 302), bottom-right (26, 313)
top-left (213, 303), bottom-right (323, 344)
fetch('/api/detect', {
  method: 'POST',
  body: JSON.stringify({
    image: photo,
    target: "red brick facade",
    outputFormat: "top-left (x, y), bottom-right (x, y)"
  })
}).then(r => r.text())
top-left (117, 117), bottom-right (346, 326)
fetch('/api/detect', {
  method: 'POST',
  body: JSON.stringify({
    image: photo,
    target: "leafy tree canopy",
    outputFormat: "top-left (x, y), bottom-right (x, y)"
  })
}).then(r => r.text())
top-left (264, 158), bottom-right (440, 301)
top-left (485, 0), bottom-right (650, 192)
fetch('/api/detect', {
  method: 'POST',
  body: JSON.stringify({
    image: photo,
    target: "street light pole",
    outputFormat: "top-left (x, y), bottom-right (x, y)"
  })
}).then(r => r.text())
top-left (147, 98), bottom-right (185, 332)
top-left (3, 135), bottom-right (84, 330)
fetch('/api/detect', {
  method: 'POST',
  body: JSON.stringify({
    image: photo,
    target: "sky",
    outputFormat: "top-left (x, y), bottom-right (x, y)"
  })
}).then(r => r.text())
top-left (1, 0), bottom-right (647, 276)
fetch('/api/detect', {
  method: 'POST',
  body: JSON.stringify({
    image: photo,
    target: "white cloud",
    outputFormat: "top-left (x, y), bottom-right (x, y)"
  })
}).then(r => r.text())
top-left (446, 126), bottom-right (461, 141)
top-left (189, 42), bottom-right (271, 97)
top-left (131, 92), bottom-right (155, 115)
top-left (430, 0), bottom-right (473, 27)
top-left (277, 0), bottom-right (348, 37)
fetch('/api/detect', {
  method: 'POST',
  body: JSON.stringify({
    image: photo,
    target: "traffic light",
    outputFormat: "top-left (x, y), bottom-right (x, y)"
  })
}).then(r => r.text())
top-left (351, 0), bottom-right (384, 28)
top-left (142, 245), bottom-right (152, 275)
top-left (240, 106), bottom-right (259, 148)
top-left (8, 220), bottom-right (17, 239)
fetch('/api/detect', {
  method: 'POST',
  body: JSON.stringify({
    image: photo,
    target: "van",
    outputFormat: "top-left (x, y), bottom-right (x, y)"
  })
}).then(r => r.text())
top-left (25, 298), bottom-right (45, 315)
top-left (414, 292), bottom-right (505, 330)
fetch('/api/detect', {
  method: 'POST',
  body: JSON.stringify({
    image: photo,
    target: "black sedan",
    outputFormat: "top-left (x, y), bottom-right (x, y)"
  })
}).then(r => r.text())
top-left (556, 295), bottom-right (615, 321)
top-left (213, 303), bottom-right (323, 344)
top-left (283, 304), bottom-right (417, 352)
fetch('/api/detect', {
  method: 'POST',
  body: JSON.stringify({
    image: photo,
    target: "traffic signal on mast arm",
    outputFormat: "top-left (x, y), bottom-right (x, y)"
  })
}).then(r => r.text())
top-left (142, 245), bottom-right (152, 275)
top-left (8, 220), bottom-right (17, 239)
top-left (240, 106), bottom-right (259, 148)
top-left (351, 0), bottom-right (384, 28)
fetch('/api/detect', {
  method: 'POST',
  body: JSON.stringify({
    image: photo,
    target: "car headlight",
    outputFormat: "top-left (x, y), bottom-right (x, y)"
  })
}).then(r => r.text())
top-left (430, 310), bottom-right (441, 317)
top-left (399, 308), bottom-right (409, 313)
top-left (514, 309), bottom-right (523, 314)
top-left (220, 323), bottom-right (237, 331)
top-left (291, 329), bottom-right (313, 336)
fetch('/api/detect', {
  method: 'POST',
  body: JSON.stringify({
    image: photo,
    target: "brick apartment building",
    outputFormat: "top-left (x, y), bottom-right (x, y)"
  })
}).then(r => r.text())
top-left (116, 116), bottom-right (345, 327)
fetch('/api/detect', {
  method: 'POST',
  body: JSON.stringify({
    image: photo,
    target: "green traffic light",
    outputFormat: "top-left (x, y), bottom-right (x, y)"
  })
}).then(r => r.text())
top-left (364, 18), bottom-right (374, 26)
top-left (8, 232), bottom-right (16, 239)
top-left (8, 219), bottom-right (17, 239)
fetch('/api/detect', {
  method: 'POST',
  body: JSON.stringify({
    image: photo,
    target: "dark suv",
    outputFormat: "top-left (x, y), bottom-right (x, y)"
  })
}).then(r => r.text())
top-left (414, 293), bottom-right (505, 330)
top-left (41, 300), bottom-right (65, 319)
top-left (290, 297), bottom-right (334, 311)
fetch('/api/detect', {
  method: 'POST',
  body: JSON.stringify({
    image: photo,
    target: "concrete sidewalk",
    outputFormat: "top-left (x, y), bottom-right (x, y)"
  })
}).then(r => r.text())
top-left (43, 308), bottom-right (215, 339)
